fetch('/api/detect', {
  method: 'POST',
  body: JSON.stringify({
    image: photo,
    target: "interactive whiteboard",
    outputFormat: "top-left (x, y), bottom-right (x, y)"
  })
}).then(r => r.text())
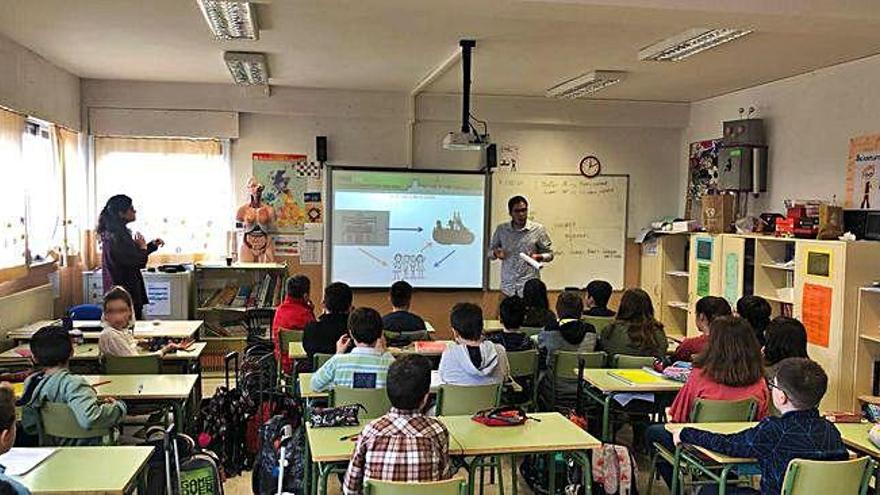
top-left (489, 173), bottom-right (628, 290)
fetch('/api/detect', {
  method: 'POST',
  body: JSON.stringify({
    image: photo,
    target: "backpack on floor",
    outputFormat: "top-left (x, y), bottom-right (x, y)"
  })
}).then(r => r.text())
top-left (179, 451), bottom-right (225, 495)
top-left (590, 444), bottom-right (639, 495)
top-left (142, 426), bottom-right (225, 495)
top-left (252, 414), bottom-right (305, 495)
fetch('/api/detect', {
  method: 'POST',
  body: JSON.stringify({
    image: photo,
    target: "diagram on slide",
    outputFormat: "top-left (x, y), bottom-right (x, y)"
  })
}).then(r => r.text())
top-left (432, 212), bottom-right (475, 245)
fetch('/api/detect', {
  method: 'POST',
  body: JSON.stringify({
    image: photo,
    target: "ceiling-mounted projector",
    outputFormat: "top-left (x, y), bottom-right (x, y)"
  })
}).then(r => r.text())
top-left (442, 39), bottom-right (490, 152)
top-left (443, 130), bottom-right (490, 151)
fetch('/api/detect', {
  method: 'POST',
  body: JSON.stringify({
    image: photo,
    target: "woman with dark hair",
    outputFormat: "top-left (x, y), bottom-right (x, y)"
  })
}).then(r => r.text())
top-left (763, 316), bottom-right (809, 368)
top-left (521, 278), bottom-right (556, 328)
top-left (598, 288), bottom-right (667, 359)
top-left (96, 195), bottom-right (163, 320)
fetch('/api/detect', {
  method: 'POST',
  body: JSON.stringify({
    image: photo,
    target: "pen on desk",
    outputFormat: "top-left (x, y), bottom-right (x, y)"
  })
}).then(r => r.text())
top-left (339, 433), bottom-right (359, 441)
top-left (91, 380), bottom-right (112, 388)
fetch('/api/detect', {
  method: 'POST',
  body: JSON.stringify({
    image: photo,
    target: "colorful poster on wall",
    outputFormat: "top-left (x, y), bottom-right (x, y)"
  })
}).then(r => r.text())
top-left (802, 283), bottom-right (832, 348)
top-left (274, 234), bottom-right (302, 256)
top-left (252, 153), bottom-right (321, 234)
top-left (845, 134), bottom-right (880, 209)
top-left (724, 253), bottom-right (739, 305)
top-left (685, 139), bottom-right (723, 219)
top-left (696, 262), bottom-right (711, 297)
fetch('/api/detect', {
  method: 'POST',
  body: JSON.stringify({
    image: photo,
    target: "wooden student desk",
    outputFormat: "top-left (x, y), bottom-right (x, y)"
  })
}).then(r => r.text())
top-left (664, 422), bottom-right (758, 495)
top-left (289, 341), bottom-right (454, 362)
top-left (0, 342), bottom-right (206, 371)
top-left (298, 371), bottom-right (442, 399)
top-left (305, 412), bottom-right (601, 495)
top-left (13, 446), bottom-right (153, 494)
top-left (6, 320), bottom-right (203, 343)
top-left (579, 368), bottom-right (683, 441)
top-left (84, 374), bottom-right (198, 429)
top-left (835, 422), bottom-right (880, 458)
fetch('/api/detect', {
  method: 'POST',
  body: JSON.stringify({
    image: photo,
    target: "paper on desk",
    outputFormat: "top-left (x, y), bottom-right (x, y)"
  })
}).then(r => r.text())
top-left (519, 252), bottom-right (543, 270)
top-left (612, 393), bottom-right (655, 407)
top-left (0, 448), bottom-right (56, 475)
top-left (431, 370), bottom-right (443, 388)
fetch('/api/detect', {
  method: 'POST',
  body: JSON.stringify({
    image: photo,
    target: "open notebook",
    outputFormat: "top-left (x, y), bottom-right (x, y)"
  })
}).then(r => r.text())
top-left (0, 448), bottom-right (56, 475)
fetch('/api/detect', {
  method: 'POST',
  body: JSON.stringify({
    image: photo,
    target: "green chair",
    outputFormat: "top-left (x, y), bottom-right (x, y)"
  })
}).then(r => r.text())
top-left (329, 386), bottom-right (392, 420)
top-left (277, 329), bottom-right (304, 390)
top-left (781, 457), bottom-right (875, 495)
top-left (504, 349), bottom-right (539, 411)
top-left (435, 383), bottom-right (500, 416)
top-left (384, 330), bottom-right (431, 343)
top-left (647, 398), bottom-right (758, 495)
top-left (582, 316), bottom-right (614, 333)
top-left (313, 353), bottom-right (333, 371)
top-left (38, 402), bottom-right (115, 446)
top-left (611, 354), bottom-right (656, 369)
top-left (546, 351), bottom-right (604, 409)
top-left (103, 354), bottom-right (161, 374)
top-left (364, 476), bottom-right (467, 495)
top-left (520, 326), bottom-right (544, 338)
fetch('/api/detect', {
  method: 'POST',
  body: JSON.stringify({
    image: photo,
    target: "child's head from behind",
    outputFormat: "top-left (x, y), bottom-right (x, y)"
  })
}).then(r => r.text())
top-left (348, 307), bottom-right (383, 346)
top-left (0, 386), bottom-right (15, 454)
top-left (736, 295), bottom-right (772, 337)
top-left (390, 281), bottom-right (414, 310)
top-left (499, 295), bottom-right (525, 331)
top-left (286, 275), bottom-right (311, 301)
top-left (30, 325), bottom-right (73, 368)
top-left (522, 279), bottom-right (549, 310)
top-left (764, 317), bottom-right (809, 367)
top-left (103, 286), bottom-right (134, 330)
top-left (695, 296), bottom-right (732, 333)
top-left (616, 288), bottom-right (655, 322)
top-left (695, 316), bottom-right (763, 387)
top-left (771, 357), bottom-right (827, 412)
top-left (386, 354), bottom-right (432, 411)
top-left (450, 302), bottom-right (483, 341)
top-left (556, 291), bottom-right (584, 320)
top-left (323, 282), bottom-right (353, 314)
top-left (585, 280), bottom-right (612, 309)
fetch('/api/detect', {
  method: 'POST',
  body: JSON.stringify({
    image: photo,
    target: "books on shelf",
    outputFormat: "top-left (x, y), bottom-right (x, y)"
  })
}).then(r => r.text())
top-left (198, 271), bottom-right (285, 310)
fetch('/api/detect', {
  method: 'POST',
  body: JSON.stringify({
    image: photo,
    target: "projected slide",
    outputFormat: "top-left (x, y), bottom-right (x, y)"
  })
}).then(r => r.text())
top-left (330, 169), bottom-right (486, 288)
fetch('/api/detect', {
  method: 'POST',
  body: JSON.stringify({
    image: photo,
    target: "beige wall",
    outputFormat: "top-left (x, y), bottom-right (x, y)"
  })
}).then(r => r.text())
top-left (0, 33), bottom-right (80, 130)
top-left (682, 52), bottom-right (880, 216)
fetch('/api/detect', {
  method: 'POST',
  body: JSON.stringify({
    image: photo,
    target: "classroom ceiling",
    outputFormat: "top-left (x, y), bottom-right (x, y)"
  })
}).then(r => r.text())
top-left (2, 0), bottom-right (880, 102)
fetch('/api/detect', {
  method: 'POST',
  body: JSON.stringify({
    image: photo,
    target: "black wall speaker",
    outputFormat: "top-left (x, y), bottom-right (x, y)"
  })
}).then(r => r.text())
top-left (486, 143), bottom-right (497, 170)
top-left (316, 136), bottom-right (328, 163)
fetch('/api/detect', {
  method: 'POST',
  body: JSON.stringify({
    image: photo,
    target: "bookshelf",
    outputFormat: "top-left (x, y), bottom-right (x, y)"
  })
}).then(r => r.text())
top-left (753, 237), bottom-right (796, 314)
top-left (639, 233), bottom-right (691, 338)
top-left (854, 288), bottom-right (880, 406)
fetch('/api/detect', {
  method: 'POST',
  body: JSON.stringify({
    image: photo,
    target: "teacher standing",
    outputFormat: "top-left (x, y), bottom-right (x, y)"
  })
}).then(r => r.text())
top-left (489, 195), bottom-right (554, 296)
top-left (97, 195), bottom-right (164, 320)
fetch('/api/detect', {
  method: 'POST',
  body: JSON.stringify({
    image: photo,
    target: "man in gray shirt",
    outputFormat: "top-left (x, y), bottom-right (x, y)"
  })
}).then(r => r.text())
top-left (489, 196), bottom-right (554, 296)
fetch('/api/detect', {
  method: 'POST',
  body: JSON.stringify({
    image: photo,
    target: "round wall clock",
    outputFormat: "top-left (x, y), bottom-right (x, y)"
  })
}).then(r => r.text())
top-left (579, 155), bottom-right (601, 178)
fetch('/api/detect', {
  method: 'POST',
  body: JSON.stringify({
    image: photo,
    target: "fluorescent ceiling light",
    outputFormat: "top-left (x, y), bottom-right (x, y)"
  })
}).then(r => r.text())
top-left (224, 51), bottom-right (268, 86)
top-left (196, 0), bottom-right (259, 40)
top-left (639, 28), bottom-right (752, 62)
top-left (546, 70), bottom-right (626, 99)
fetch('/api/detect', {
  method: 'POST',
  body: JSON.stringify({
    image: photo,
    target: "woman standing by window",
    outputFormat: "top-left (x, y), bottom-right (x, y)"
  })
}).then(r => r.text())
top-left (97, 195), bottom-right (164, 320)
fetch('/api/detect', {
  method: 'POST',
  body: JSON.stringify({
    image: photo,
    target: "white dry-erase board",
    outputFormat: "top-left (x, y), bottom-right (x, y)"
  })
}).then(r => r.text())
top-left (489, 173), bottom-right (628, 290)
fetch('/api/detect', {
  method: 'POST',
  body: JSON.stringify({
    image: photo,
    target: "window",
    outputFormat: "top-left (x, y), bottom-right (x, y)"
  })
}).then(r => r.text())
top-left (22, 121), bottom-right (64, 263)
top-left (95, 137), bottom-right (231, 257)
top-left (0, 109), bottom-right (26, 274)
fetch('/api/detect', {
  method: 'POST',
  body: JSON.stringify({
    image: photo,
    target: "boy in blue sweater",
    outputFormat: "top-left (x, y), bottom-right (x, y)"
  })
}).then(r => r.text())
top-left (673, 358), bottom-right (847, 494)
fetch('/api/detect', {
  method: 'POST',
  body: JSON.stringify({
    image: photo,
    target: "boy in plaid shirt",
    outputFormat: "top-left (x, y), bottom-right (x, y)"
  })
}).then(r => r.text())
top-left (343, 354), bottom-right (451, 494)
top-left (311, 307), bottom-right (395, 392)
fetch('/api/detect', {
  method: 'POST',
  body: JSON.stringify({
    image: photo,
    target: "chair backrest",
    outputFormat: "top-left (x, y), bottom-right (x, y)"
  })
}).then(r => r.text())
top-left (506, 349), bottom-right (538, 380)
top-left (582, 316), bottom-right (614, 333)
top-left (520, 326), bottom-right (543, 337)
top-left (551, 351), bottom-right (605, 379)
top-left (68, 304), bottom-right (103, 321)
top-left (40, 402), bottom-right (111, 441)
top-left (690, 398), bottom-right (758, 423)
top-left (330, 386), bottom-right (392, 420)
top-left (612, 354), bottom-right (656, 369)
top-left (313, 353), bottom-right (333, 370)
top-left (279, 329), bottom-right (304, 348)
top-left (436, 384), bottom-right (500, 416)
top-left (245, 307), bottom-right (276, 339)
top-left (781, 457), bottom-right (874, 495)
top-left (365, 476), bottom-right (467, 495)
top-left (103, 354), bottom-right (161, 374)
top-left (384, 330), bottom-right (431, 343)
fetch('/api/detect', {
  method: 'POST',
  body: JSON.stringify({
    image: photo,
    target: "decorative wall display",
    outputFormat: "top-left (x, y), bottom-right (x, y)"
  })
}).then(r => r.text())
top-left (802, 283), bottom-right (832, 348)
top-left (252, 153), bottom-right (314, 234)
top-left (845, 134), bottom-right (880, 209)
top-left (274, 234), bottom-right (302, 257)
top-left (685, 139), bottom-right (723, 219)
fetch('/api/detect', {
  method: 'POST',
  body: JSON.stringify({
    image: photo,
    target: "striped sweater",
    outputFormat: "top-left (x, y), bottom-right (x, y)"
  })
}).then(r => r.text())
top-left (310, 346), bottom-right (396, 392)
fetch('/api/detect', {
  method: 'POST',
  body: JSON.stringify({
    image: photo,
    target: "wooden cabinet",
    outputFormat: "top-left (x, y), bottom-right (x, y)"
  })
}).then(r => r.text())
top-left (639, 233), bottom-right (691, 339)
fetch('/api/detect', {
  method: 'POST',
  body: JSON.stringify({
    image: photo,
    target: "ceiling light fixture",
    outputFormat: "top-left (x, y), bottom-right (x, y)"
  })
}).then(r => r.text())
top-left (546, 70), bottom-right (626, 99)
top-left (196, 0), bottom-right (259, 40)
top-left (224, 51), bottom-right (268, 86)
top-left (639, 28), bottom-right (752, 62)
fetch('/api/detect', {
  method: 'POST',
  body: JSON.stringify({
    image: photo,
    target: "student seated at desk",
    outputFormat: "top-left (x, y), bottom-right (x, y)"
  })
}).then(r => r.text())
top-left (487, 295), bottom-right (535, 352)
top-left (763, 316), bottom-right (809, 369)
top-left (673, 358), bottom-right (847, 495)
top-left (736, 295), bottom-right (772, 346)
top-left (272, 275), bottom-right (316, 374)
top-left (522, 279), bottom-right (556, 328)
top-left (310, 308), bottom-right (395, 392)
top-left (439, 303), bottom-right (509, 386)
top-left (382, 281), bottom-right (427, 337)
top-left (98, 286), bottom-right (191, 357)
top-left (343, 355), bottom-right (450, 495)
top-left (537, 291), bottom-right (596, 407)
top-left (672, 296), bottom-right (731, 362)
top-left (20, 326), bottom-right (127, 446)
top-left (583, 279), bottom-right (615, 317)
top-left (0, 385), bottom-right (30, 494)
top-left (598, 288), bottom-right (667, 360)
top-left (303, 282), bottom-right (353, 362)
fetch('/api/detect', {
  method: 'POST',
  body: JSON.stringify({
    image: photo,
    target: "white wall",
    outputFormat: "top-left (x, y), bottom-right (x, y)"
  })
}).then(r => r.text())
top-left (0, 34), bottom-right (80, 130)
top-left (683, 52), bottom-right (880, 216)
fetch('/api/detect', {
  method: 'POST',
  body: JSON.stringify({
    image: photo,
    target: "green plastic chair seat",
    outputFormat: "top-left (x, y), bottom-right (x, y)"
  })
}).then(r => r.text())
top-left (39, 402), bottom-right (113, 444)
top-left (103, 354), bottom-right (161, 374)
top-left (689, 398), bottom-right (758, 423)
top-left (313, 353), bottom-right (333, 371)
top-left (612, 354), bottom-right (656, 369)
top-left (782, 457), bottom-right (875, 495)
top-left (364, 476), bottom-right (467, 494)
top-left (504, 349), bottom-right (539, 410)
top-left (436, 384), bottom-right (500, 416)
top-left (329, 386), bottom-right (392, 420)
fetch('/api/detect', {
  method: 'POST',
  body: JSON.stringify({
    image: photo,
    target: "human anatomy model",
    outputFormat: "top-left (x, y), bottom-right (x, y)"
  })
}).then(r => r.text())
top-left (236, 177), bottom-right (276, 262)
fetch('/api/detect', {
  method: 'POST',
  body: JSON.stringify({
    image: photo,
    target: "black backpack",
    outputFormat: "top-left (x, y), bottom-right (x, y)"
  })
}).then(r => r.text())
top-left (142, 426), bottom-right (224, 495)
top-left (252, 414), bottom-right (305, 495)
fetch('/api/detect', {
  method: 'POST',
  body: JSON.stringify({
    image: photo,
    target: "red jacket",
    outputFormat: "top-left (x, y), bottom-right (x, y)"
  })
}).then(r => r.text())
top-left (672, 334), bottom-right (708, 362)
top-left (669, 367), bottom-right (770, 423)
top-left (272, 297), bottom-right (316, 373)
